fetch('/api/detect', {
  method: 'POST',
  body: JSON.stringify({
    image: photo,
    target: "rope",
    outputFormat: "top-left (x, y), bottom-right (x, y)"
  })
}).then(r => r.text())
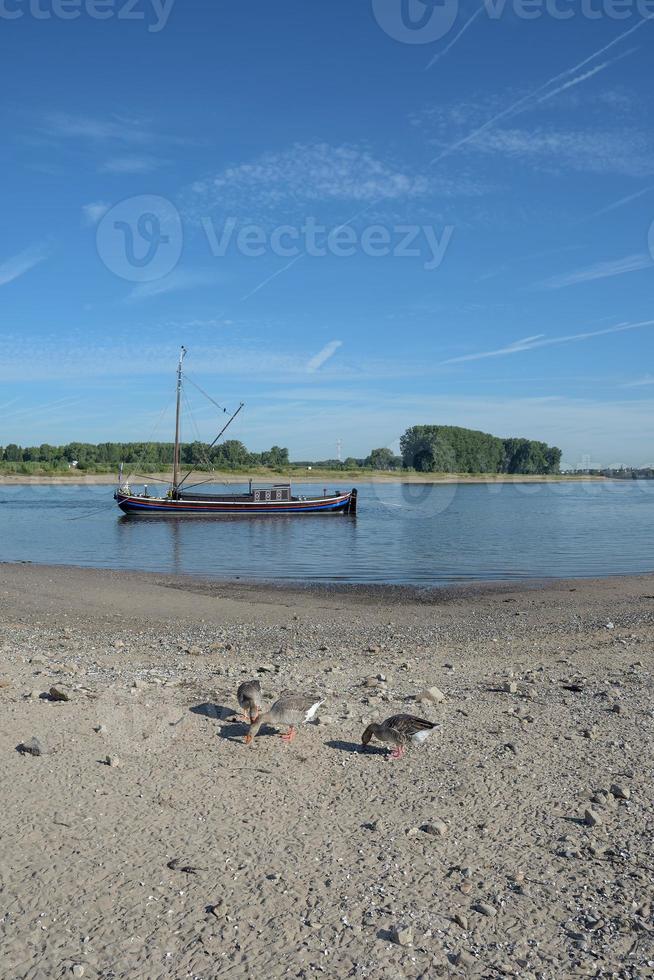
top-left (182, 372), bottom-right (231, 414)
top-left (124, 388), bottom-right (176, 485)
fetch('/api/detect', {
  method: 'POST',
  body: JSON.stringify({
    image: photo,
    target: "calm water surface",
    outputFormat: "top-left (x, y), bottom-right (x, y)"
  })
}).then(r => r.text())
top-left (1, 480), bottom-right (653, 585)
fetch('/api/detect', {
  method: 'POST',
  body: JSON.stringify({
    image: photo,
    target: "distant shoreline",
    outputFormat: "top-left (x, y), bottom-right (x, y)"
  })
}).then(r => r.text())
top-left (0, 470), bottom-right (607, 486)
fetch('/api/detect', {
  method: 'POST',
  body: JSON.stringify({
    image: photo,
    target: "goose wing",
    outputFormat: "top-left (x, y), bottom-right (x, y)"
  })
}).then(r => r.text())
top-left (385, 714), bottom-right (437, 739)
top-left (270, 692), bottom-right (324, 723)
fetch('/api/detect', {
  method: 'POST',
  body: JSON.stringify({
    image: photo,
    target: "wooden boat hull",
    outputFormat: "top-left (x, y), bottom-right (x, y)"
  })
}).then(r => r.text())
top-left (114, 488), bottom-right (357, 516)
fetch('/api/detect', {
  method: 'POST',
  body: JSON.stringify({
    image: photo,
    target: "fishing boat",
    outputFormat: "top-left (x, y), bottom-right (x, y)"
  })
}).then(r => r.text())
top-left (114, 348), bottom-right (357, 517)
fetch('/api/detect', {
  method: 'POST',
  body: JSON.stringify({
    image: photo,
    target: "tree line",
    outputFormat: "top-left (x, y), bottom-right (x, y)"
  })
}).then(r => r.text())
top-left (0, 441), bottom-right (289, 471)
top-left (397, 426), bottom-right (561, 475)
top-left (0, 425), bottom-right (562, 475)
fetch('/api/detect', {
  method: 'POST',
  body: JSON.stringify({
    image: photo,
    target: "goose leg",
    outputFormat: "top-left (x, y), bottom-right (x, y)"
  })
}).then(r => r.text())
top-left (280, 726), bottom-right (297, 743)
top-left (387, 745), bottom-right (403, 761)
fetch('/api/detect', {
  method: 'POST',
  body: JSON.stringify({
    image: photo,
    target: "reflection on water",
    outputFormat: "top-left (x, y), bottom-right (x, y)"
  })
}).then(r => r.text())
top-left (1, 480), bottom-right (653, 585)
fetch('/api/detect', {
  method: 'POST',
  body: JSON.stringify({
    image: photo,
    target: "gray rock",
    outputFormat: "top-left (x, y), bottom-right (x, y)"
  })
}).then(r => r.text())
top-left (584, 808), bottom-right (602, 827)
top-left (71, 966), bottom-right (85, 978)
top-left (390, 923), bottom-right (413, 946)
top-left (473, 902), bottom-right (497, 918)
top-left (95, 724), bottom-right (108, 735)
top-left (49, 685), bottom-right (70, 702)
top-left (455, 949), bottom-right (475, 968)
top-left (503, 681), bottom-right (518, 694)
top-left (418, 686), bottom-right (446, 704)
top-left (453, 913), bottom-right (468, 930)
top-left (105, 755), bottom-right (121, 768)
top-left (315, 715), bottom-right (334, 726)
top-left (421, 819), bottom-right (448, 837)
top-left (19, 737), bottom-right (43, 757)
top-left (610, 783), bottom-right (631, 800)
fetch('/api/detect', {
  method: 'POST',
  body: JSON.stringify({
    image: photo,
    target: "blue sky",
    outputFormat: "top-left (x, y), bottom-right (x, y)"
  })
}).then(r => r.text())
top-left (2, 0), bottom-right (654, 466)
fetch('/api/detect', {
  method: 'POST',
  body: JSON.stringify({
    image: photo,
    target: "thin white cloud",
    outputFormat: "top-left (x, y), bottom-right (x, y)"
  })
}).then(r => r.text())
top-left (535, 49), bottom-right (636, 106)
top-left (622, 375), bottom-right (654, 388)
top-left (101, 155), bottom-right (163, 175)
top-left (42, 112), bottom-right (152, 144)
top-left (539, 253), bottom-right (652, 289)
top-left (442, 319), bottom-right (654, 364)
top-left (581, 186), bottom-right (654, 222)
top-left (429, 17), bottom-right (652, 167)
top-left (425, 3), bottom-right (486, 69)
top-left (0, 243), bottom-right (49, 287)
top-left (466, 126), bottom-right (653, 177)
top-left (306, 340), bottom-right (343, 373)
top-left (82, 201), bottom-right (110, 225)
top-left (185, 143), bottom-right (471, 218)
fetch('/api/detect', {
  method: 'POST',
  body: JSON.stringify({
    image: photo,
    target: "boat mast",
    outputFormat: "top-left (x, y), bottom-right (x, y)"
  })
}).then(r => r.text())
top-left (172, 346), bottom-right (187, 493)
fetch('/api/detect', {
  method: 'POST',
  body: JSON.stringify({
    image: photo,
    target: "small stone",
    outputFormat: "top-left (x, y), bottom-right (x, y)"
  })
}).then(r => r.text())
top-left (28, 689), bottom-right (42, 700)
top-left (421, 820), bottom-right (447, 837)
top-left (405, 827), bottom-right (419, 837)
top-left (390, 923), bottom-right (413, 946)
top-left (584, 808), bottom-right (602, 827)
top-left (19, 737), bottom-right (43, 757)
top-left (49, 685), bottom-right (70, 702)
top-left (455, 949), bottom-right (475, 967)
top-left (187, 646), bottom-right (202, 656)
top-left (315, 715), bottom-right (333, 726)
top-left (132, 679), bottom-right (147, 690)
top-left (418, 686), bottom-right (445, 704)
top-left (473, 902), bottom-right (497, 918)
top-left (363, 676), bottom-right (383, 689)
top-left (610, 783), bottom-right (631, 800)
top-left (106, 755), bottom-right (121, 768)
top-left (453, 913), bottom-right (468, 930)
top-left (72, 966), bottom-right (84, 978)
top-left (611, 703), bottom-right (622, 714)
top-left (460, 881), bottom-right (473, 895)
top-left (582, 728), bottom-right (597, 740)
top-left (95, 724), bottom-right (108, 735)
top-left (503, 681), bottom-right (518, 694)
top-left (256, 663), bottom-right (277, 673)
top-left (113, 640), bottom-right (125, 649)
top-left (367, 645), bottom-right (380, 654)
top-left (605, 621), bottom-right (615, 630)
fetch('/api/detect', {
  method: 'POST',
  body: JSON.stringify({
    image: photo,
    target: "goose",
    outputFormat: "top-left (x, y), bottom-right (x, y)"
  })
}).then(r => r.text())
top-left (236, 680), bottom-right (263, 723)
top-left (361, 714), bottom-right (438, 760)
top-left (244, 692), bottom-right (324, 745)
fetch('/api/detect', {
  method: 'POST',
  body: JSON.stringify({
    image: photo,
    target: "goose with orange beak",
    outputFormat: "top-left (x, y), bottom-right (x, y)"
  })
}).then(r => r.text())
top-left (244, 692), bottom-right (324, 745)
top-left (361, 714), bottom-right (438, 760)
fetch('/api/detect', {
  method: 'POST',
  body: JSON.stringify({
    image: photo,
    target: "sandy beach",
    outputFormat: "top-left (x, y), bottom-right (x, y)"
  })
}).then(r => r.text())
top-left (1, 562), bottom-right (652, 979)
top-left (0, 472), bottom-right (605, 487)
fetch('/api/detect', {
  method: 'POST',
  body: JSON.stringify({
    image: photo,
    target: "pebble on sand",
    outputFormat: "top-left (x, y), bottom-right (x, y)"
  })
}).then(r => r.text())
top-left (18, 736), bottom-right (43, 757)
top-left (390, 923), bottom-right (413, 946)
top-left (421, 820), bottom-right (448, 837)
top-left (584, 808), bottom-right (603, 827)
top-left (71, 966), bottom-right (84, 978)
top-left (417, 686), bottom-right (446, 704)
top-left (49, 685), bottom-right (71, 702)
top-left (502, 681), bottom-right (518, 694)
top-left (473, 901), bottom-right (497, 918)
top-left (105, 755), bottom-right (121, 768)
top-left (610, 783), bottom-right (631, 800)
